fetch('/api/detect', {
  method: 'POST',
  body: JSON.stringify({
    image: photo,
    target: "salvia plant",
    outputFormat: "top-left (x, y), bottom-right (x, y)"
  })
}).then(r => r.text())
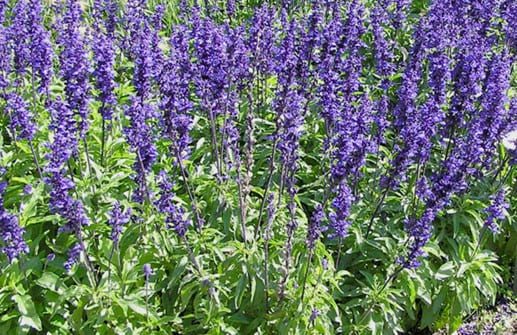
top-left (0, 0), bottom-right (515, 334)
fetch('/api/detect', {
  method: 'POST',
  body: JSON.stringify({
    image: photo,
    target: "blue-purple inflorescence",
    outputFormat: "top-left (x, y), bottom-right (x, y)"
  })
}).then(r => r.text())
top-left (484, 189), bottom-right (509, 234)
top-left (0, 181), bottom-right (29, 262)
top-left (159, 25), bottom-right (193, 164)
top-left (57, 0), bottom-right (91, 137)
top-left (155, 171), bottom-right (191, 238)
top-left (108, 201), bottom-right (131, 246)
top-left (93, 0), bottom-right (117, 120)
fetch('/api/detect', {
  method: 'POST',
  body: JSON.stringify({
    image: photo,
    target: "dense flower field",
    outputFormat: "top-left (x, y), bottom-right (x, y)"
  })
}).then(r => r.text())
top-left (0, 0), bottom-right (515, 333)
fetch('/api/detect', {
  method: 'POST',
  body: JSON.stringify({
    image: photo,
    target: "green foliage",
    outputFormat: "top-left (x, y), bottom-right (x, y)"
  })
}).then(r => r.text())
top-left (0, 0), bottom-right (515, 334)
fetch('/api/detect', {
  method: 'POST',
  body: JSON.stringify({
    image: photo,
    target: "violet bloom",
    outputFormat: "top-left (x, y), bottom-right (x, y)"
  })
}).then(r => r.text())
top-left (474, 51), bottom-right (512, 167)
top-left (57, 0), bottom-right (91, 137)
top-left (45, 99), bottom-right (89, 235)
top-left (0, 0), bottom-right (7, 21)
top-left (46, 98), bottom-right (78, 172)
top-left (94, 0), bottom-right (118, 37)
top-left (9, 0), bottom-right (53, 89)
top-left (0, 182), bottom-right (29, 262)
top-left (155, 171), bottom-right (191, 238)
top-left (317, 9), bottom-right (344, 129)
top-left (392, 0), bottom-right (411, 30)
top-left (5, 93), bottom-right (36, 141)
top-left (383, 1), bottom-right (456, 190)
top-left (159, 25), bottom-right (193, 164)
top-left (402, 45), bottom-right (510, 268)
top-left (23, 184), bottom-right (32, 195)
top-left (248, 4), bottom-right (276, 76)
top-left (501, 0), bottom-right (516, 51)
top-left (222, 24), bottom-right (251, 171)
top-left (307, 204), bottom-right (325, 251)
top-left (129, 6), bottom-right (158, 101)
top-left (329, 182), bottom-right (354, 239)
top-left (309, 308), bottom-right (319, 323)
top-left (371, 0), bottom-right (395, 143)
top-left (191, 11), bottom-right (229, 169)
top-left (274, 18), bottom-right (304, 198)
top-left (9, 0), bottom-right (30, 75)
top-left (123, 98), bottom-right (157, 203)
top-left (64, 242), bottom-right (82, 272)
top-left (93, 0), bottom-right (117, 120)
top-left (484, 189), bottom-right (508, 234)
top-left (150, 4), bottom-right (164, 83)
top-left (0, 24), bottom-right (10, 91)
top-left (46, 172), bottom-right (89, 234)
top-left (108, 201), bottom-right (131, 246)
top-left (330, 96), bottom-right (373, 183)
top-left (143, 263), bottom-right (152, 280)
top-left (46, 253), bottom-right (55, 262)
top-left (400, 207), bottom-right (436, 268)
top-left (329, 0), bottom-right (371, 182)
top-left (381, 22), bottom-right (426, 190)
top-left (27, 0), bottom-right (53, 93)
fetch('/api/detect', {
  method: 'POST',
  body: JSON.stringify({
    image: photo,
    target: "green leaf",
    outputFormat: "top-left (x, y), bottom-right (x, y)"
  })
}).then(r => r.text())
top-left (435, 262), bottom-right (455, 280)
top-left (12, 294), bottom-right (41, 331)
top-left (36, 272), bottom-right (64, 293)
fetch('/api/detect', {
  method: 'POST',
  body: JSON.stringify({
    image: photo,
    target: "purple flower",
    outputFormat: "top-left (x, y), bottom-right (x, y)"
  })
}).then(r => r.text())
top-left (27, 0), bottom-right (53, 93)
top-left (264, 193), bottom-right (276, 241)
top-left (159, 25), bottom-right (193, 164)
top-left (108, 202), bottom-right (131, 246)
top-left (392, 0), bottom-right (411, 30)
top-left (317, 9), bottom-right (344, 128)
top-left (127, 2), bottom-right (159, 101)
top-left (191, 12), bottom-right (229, 150)
top-left (155, 171), bottom-right (191, 238)
top-left (5, 93), bottom-right (36, 141)
top-left (484, 189), bottom-right (508, 234)
top-left (330, 96), bottom-right (373, 182)
top-left (473, 51), bottom-right (512, 167)
top-left (221, 24), bottom-right (251, 171)
top-left (307, 204), bottom-right (325, 251)
top-left (400, 207), bottom-right (436, 269)
top-left (123, 98), bottom-right (157, 203)
top-left (322, 257), bottom-right (328, 271)
top-left (274, 19), bottom-right (305, 204)
top-left (309, 308), bottom-right (319, 323)
top-left (23, 184), bottom-right (32, 195)
top-left (501, 0), bottom-right (516, 50)
top-left (329, 182), bottom-right (354, 239)
top-left (143, 263), bottom-right (152, 280)
top-left (0, 24), bottom-right (10, 91)
top-left (64, 242), bottom-right (82, 272)
top-left (9, 0), bottom-right (30, 75)
top-left (371, 0), bottom-right (395, 143)
top-left (94, 0), bottom-right (118, 37)
top-left (57, 0), bottom-right (91, 137)
top-left (44, 99), bottom-right (89, 236)
top-left (45, 98), bottom-right (78, 172)
top-left (248, 4), bottom-right (276, 76)
top-left (0, 182), bottom-right (29, 262)
top-left (93, 1), bottom-right (117, 120)
top-left (47, 174), bottom-right (89, 234)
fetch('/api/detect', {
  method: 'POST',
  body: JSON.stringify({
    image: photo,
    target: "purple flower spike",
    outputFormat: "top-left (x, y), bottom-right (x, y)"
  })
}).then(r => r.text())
top-left (0, 182), bottom-right (29, 262)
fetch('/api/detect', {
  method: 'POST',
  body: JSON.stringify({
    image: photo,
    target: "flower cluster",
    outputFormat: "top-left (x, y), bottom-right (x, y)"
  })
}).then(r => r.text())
top-left (155, 171), bottom-right (191, 238)
top-left (108, 201), bottom-right (131, 246)
top-left (484, 189), bottom-right (509, 234)
top-left (57, 0), bottom-right (91, 137)
top-left (0, 181), bottom-right (28, 262)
